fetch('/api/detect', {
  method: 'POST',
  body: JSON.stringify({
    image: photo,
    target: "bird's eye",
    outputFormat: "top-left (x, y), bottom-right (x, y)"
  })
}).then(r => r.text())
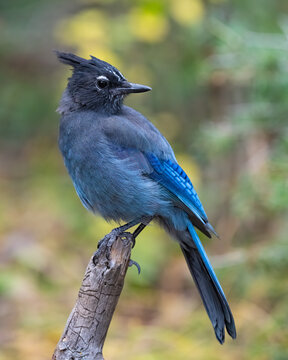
top-left (96, 76), bottom-right (109, 89)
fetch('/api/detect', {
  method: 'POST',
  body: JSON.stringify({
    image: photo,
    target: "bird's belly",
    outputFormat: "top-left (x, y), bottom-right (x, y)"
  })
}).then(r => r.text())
top-left (66, 154), bottom-right (167, 223)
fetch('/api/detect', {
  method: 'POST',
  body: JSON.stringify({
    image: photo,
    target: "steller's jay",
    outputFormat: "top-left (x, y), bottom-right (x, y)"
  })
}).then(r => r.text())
top-left (56, 51), bottom-right (236, 344)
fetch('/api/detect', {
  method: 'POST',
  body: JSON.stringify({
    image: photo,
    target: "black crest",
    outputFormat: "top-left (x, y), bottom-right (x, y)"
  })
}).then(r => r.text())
top-left (55, 51), bottom-right (125, 81)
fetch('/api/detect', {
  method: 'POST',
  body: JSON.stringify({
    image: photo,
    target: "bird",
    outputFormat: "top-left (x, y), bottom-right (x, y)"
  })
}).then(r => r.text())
top-left (56, 51), bottom-right (236, 344)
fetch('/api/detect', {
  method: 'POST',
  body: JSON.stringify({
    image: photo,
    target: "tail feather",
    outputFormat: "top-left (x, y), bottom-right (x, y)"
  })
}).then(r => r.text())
top-left (156, 216), bottom-right (236, 343)
top-left (182, 223), bottom-right (236, 343)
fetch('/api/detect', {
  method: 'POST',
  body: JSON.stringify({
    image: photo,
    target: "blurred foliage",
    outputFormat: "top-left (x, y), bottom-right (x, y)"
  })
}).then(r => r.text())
top-left (0, 0), bottom-right (288, 359)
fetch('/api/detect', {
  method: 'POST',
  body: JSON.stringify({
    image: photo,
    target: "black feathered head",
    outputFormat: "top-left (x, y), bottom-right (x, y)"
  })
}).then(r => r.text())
top-left (56, 51), bottom-right (151, 114)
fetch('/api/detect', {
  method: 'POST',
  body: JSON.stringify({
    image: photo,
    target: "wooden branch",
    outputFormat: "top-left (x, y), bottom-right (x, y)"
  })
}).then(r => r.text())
top-left (52, 231), bottom-right (133, 360)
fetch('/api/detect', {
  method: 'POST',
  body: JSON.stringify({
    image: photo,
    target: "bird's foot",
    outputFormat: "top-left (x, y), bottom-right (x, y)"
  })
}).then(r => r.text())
top-left (128, 259), bottom-right (141, 274)
top-left (96, 227), bottom-right (124, 249)
top-left (114, 216), bottom-right (153, 238)
top-left (94, 217), bottom-right (153, 266)
top-left (130, 234), bottom-right (136, 248)
top-left (97, 217), bottom-right (152, 249)
top-left (94, 231), bottom-right (135, 265)
top-left (110, 219), bottom-right (142, 237)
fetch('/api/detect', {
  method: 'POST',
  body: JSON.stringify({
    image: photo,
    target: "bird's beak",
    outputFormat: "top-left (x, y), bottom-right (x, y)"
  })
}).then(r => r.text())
top-left (115, 81), bottom-right (152, 95)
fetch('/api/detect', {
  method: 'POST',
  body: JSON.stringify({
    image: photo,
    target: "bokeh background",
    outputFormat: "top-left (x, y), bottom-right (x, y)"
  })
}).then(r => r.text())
top-left (1, 0), bottom-right (288, 359)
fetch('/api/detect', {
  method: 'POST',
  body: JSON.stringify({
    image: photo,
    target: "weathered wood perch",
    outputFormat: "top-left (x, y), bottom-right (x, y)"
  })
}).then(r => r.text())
top-left (52, 231), bottom-right (134, 360)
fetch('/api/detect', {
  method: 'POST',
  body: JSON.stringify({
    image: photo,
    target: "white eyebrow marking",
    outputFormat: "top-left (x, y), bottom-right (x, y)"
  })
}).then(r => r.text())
top-left (97, 75), bottom-right (109, 81)
top-left (103, 66), bottom-right (125, 82)
top-left (113, 69), bottom-right (125, 80)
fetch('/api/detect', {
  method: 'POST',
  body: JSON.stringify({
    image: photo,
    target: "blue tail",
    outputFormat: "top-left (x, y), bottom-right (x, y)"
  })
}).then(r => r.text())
top-left (181, 222), bottom-right (236, 343)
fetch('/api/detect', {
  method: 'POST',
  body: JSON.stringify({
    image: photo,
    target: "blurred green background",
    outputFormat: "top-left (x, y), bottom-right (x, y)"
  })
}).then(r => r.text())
top-left (1, 0), bottom-right (288, 359)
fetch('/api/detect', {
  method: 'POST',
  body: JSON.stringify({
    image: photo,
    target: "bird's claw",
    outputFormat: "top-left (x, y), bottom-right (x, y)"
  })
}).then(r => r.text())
top-left (129, 259), bottom-right (141, 274)
top-left (95, 231), bottom-right (136, 266)
top-left (94, 222), bottom-right (142, 266)
top-left (130, 235), bottom-right (136, 248)
top-left (97, 228), bottom-right (123, 249)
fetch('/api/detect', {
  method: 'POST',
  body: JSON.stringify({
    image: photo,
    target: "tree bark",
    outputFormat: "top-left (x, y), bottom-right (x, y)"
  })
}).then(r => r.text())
top-left (52, 231), bottom-right (133, 360)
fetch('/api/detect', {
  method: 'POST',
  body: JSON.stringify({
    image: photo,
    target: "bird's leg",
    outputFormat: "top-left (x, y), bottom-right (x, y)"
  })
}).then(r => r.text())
top-left (97, 216), bottom-right (153, 249)
top-left (133, 223), bottom-right (147, 239)
top-left (130, 217), bottom-right (153, 248)
top-left (95, 216), bottom-right (153, 269)
top-left (125, 217), bottom-right (154, 273)
top-left (132, 218), bottom-right (152, 249)
top-left (128, 221), bottom-right (153, 273)
top-left (96, 218), bottom-right (141, 250)
top-left (129, 224), bottom-right (146, 248)
top-left (126, 224), bottom-right (147, 273)
top-left (110, 218), bottom-right (144, 237)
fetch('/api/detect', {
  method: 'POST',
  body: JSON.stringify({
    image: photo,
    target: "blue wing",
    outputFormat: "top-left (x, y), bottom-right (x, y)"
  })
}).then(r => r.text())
top-left (108, 144), bottom-right (216, 237)
top-left (145, 153), bottom-right (216, 238)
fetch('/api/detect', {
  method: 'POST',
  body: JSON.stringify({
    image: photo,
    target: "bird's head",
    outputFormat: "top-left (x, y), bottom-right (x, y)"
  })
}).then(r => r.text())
top-left (56, 51), bottom-right (151, 114)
